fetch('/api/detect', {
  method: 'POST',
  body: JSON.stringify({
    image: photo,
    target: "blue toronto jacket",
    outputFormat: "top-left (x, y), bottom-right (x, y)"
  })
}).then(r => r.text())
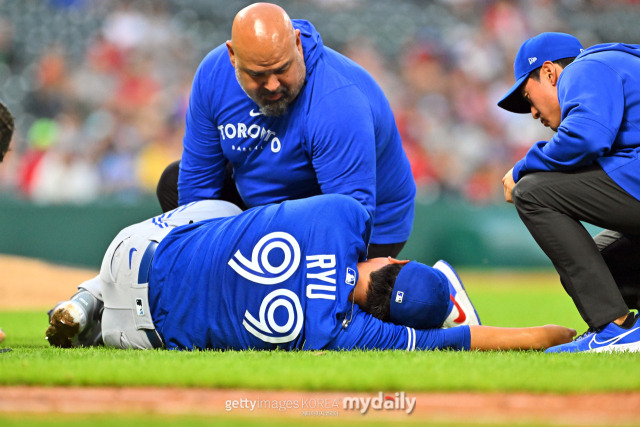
top-left (179, 20), bottom-right (416, 244)
top-left (514, 43), bottom-right (640, 202)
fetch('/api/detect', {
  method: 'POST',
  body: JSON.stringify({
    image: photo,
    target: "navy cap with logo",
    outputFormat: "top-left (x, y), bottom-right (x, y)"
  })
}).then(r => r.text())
top-left (498, 32), bottom-right (583, 114)
top-left (389, 261), bottom-right (453, 329)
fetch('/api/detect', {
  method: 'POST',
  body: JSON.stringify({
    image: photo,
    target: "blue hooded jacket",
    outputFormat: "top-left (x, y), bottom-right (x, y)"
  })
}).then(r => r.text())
top-left (513, 43), bottom-right (640, 202)
top-left (179, 20), bottom-right (416, 245)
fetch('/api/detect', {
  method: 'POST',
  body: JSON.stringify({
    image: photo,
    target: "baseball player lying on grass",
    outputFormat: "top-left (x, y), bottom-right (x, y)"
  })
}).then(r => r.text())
top-left (46, 195), bottom-right (575, 351)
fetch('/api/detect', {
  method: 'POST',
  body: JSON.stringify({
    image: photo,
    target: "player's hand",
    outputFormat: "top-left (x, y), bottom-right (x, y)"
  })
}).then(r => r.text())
top-left (469, 324), bottom-right (577, 351)
top-left (541, 324), bottom-right (577, 347)
top-left (502, 168), bottom-right (516, 203)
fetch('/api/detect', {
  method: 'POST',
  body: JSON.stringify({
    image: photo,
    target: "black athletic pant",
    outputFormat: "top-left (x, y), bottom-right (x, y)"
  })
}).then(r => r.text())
top-left (156, 160), bottom-right (406, 259)
top-left (512, 165), bottom-right (640, 328)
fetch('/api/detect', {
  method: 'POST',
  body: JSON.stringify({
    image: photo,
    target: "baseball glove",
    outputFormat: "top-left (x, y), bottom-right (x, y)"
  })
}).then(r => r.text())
top-left (0, 100), bottom-right (14, 162)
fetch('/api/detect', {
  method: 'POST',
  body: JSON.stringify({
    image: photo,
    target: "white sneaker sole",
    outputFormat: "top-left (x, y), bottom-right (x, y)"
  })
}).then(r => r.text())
top-left (433, 260), bottom-right (481, 328)
top-left (586, 341), bottom-right (640, 353)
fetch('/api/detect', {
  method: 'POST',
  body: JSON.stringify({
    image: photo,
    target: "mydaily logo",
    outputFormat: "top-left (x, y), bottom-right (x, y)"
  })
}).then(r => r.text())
top-left (224, 391), bottom-right (417, 415)
top-left (343, 392), bottom-right (416, 415)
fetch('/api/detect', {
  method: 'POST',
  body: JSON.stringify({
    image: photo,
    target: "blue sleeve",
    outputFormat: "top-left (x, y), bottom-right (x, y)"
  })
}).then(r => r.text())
top-left (178, 62), bottom-right (227, 205)
top-left (513, 60), bottom-right (624, 181)
top-left (305, 86), bottom-right (377, 220)
top-left (324, 308), bottom-right (471, 351)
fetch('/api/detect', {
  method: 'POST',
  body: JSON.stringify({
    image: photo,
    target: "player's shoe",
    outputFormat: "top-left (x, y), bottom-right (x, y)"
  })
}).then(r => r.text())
top-left (433, 260), bottom-right (482, 328)
top-left (546, 313), bottom-right (640, 353)
top-left (46, 291), bottom-right (103, 348)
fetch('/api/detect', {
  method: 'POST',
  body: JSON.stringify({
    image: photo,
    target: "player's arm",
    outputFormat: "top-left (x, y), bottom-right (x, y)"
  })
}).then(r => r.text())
top-left (326, 308), bottom-right (575, 351)
top-left (469, 325), bottom-right (576, 350)
top-left (305, 88), bottom-right (377, 219)
top-left (513, 61), bottom-right (623, 181)
top-left (326, 308), bottom-right (471, 351)
top-left (178, 60), bottom-right (227, 205)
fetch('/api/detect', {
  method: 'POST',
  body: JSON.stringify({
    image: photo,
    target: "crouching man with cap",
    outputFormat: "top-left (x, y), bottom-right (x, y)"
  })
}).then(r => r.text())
top-left (499, 32), bottom-right (640, 353)
top-left (46, 194), bottom-right (574, 352)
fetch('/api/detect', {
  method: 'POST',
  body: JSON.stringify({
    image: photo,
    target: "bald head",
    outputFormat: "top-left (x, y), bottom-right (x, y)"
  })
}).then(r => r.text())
top-left (231, 3), bottom-right (296, 58)
top-left (227, 3), bottom-right (306, 116)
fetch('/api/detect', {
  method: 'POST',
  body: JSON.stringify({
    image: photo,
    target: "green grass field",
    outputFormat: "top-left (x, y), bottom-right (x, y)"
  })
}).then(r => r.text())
top-left (1, 271), bottom-right (639, 394)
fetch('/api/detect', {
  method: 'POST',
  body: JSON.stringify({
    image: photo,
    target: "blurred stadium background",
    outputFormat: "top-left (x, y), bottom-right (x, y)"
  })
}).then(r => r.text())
top-left (0, 0), bottom-right (637, 268)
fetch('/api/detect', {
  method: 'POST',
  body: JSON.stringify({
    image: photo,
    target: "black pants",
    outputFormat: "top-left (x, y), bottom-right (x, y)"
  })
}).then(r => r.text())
top-left (156, 160), bottom-right (406, 259)
top-left (512, 166), bottom-right (640, 328)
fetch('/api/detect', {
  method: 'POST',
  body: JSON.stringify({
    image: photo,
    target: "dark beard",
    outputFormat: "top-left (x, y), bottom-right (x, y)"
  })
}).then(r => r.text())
top-left (258, 94), bottom-right (291, 117)
top-left (235, 56), bottom-right (306, 118)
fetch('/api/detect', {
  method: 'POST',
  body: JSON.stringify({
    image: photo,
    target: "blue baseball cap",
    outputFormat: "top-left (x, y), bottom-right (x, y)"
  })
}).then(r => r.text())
top-left (389, 261), bottom-right (453, 329)
top-left (498, 32), bottom-right (583, 114)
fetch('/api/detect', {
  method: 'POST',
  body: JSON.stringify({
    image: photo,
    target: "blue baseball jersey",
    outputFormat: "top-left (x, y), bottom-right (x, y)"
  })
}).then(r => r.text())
top-left (513, 43), bottom-right (640, 202)
top-left (179, 19), bottom-right (416, 245)
top-left (148, 195), bottom-right (469, 351)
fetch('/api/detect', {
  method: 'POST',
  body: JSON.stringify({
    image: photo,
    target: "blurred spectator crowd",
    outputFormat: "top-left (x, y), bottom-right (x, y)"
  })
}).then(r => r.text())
top-left (0, 0), bottom-right (638, 205)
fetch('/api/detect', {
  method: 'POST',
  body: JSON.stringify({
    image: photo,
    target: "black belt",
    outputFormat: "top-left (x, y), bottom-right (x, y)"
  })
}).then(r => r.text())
top-left (144, 329), bottom-right (164, 349)
top-left (137, 240), bottom-right (158, 285)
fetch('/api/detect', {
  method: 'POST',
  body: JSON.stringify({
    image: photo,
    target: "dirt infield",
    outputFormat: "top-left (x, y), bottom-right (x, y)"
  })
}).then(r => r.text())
top-left (0, 255), bottom-right (95, 310)
top-left (2, 255), bottom-right (640, 425)
top-left (1, 387), bottom-right (640, 425)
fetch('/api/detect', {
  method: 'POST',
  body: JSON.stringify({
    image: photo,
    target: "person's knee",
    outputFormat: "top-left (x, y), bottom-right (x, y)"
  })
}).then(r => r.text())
top-left (511, 174), bottom-right (539, 209)
top-left (156, 160), bottom-right (180, 212)
top-left (102, 308), bottom-right (158, 350)
top-left (157, 160), bottom-right (179, 193)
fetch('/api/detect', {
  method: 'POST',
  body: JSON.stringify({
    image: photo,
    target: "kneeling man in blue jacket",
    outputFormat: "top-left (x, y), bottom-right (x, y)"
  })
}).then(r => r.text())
top-left (499, 32), bottom-right (640, 353)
